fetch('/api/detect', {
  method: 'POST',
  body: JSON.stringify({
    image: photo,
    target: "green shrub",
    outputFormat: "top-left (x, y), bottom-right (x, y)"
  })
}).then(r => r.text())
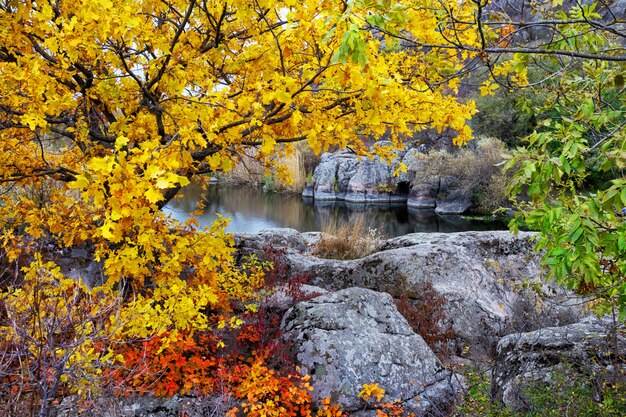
top-left (467, 63), bottom-right (547, 147)
top-left (261, 174), bottom-right (277, 192)
top-left (470, 92), bottom-right (538, 147)
top-left (457, 365), bottom-right (626, 416)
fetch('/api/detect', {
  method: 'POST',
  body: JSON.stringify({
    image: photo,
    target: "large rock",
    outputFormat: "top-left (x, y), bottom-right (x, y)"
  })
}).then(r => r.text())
top-left (281, 287), bottom-right (462, 415)
top-left (234, 227), bottom-right (314, 255)
top-left (434, 177), bottom-right (472, 214)
top-left (57, 394), bottom-right (239, 417)
top-left (407, 177), bottom-right (439, 209)
top-left (304, 146), bottom-right (475, 214)
top-left (292, 231), bottom-right (540, 344)
top-left (491, 317), bottom-right (626, 411)
top-left (238, 229), bottom-right (580, 355)
top-left (304, 144), bottom-right (413, 204)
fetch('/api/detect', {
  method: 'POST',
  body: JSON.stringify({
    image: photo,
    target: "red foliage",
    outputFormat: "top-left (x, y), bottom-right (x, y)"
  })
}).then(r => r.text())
top-left (261, 246), bottom-right (318, 302)
top-left (108, 246), bottom-right (414, 417)
top-left (110, 245), bottom-right (317, 401)
top-left (110, 331), bottom-right (227, 397)
top-left (394, 282), bottom-right (455, 357)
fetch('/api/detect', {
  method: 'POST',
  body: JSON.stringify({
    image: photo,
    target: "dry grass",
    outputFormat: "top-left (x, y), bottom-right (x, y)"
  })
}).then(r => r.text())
top-left (224, 142), bottom-right (317, 193)
top-left (281, 147), bottom-right (306, 192)
top-left (412, 137), bottom-right (512, 213)
top-left (224, 151), bottom-right (266, 187)
top-left (314, 214), bottom-right (385, 260)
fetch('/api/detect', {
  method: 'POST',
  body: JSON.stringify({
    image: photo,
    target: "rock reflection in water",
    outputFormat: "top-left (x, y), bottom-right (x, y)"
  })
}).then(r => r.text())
top-left (163, 184), bottom-right (506, 237)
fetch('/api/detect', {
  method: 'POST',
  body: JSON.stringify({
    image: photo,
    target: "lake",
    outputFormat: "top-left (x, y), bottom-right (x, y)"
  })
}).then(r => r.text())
top-left (163, 184), bottom-right (507, 238)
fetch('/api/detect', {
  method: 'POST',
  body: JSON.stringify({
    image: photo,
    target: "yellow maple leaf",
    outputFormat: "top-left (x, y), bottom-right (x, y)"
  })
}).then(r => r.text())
top-left (144, 188), bottom-right (164, 203)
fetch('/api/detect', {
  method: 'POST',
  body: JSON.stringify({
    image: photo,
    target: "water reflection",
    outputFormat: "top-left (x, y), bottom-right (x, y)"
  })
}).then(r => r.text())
top-left (164, 184), bottom-right (507, 237)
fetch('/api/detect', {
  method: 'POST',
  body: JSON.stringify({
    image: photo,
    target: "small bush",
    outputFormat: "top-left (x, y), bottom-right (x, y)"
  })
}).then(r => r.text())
top-left (314, 214), bottom-right (385, 260)
top-left (477, 172), bottom-right (511, 213)
top-left (411, 137), bottom-right (511, 213)
top-left (394, 282), bottom-right (455, 358)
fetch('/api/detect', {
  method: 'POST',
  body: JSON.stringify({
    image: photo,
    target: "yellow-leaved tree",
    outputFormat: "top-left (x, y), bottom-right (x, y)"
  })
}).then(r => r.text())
top-left (0, 0), bottom-right (481, 415)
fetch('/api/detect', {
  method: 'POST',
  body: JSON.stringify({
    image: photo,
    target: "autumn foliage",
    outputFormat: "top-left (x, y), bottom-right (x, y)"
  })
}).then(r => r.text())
top-left (394, 283), bottom-right (455, 358)
top-left (0, 0), bottom-right (487, 415)
top-left (4, 0), bottom-right (626, 414)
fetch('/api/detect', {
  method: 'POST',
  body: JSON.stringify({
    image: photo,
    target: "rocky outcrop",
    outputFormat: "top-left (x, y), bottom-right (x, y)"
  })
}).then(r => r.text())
top-left (303, 146), bottom-right (414, 204)
top-left (236, 229), bottom-right (580, 355)
top-left (407, 177), bottom-right (439, 209)
top-left (491, 317), bottom-right (626, 411)
top-left (281, 287), bottom-right (462, 415)
top-left (262, 283), bottom-right (328, 310)
top-left (304, 146), bottom-right (474, 214)
top-left (235, 227), bottom-right (316, 255)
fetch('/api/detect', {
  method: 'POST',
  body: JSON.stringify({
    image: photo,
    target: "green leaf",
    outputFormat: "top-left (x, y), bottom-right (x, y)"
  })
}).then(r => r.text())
top-left (581, 100), bottom-right (594, 118)
top-left (322, 27), bottom-right (336, 44)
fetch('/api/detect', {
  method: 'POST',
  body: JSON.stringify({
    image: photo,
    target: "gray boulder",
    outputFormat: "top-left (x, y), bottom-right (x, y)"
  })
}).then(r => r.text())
top-left (54, 247), bottom-right (105, 288)
top-left (281, 287), bottom-right (462, 415)
top-left (57, 394), bottom-right (239, 417)
top-left (302, 185), bottom-right (315, 199)
top-left (407, 177), bottom-right (439, 208)
top-left (434, 177), bottom-right (472, 215)
top-left (491, 317), bottom-right (626, 411)
top-left (307, 152), bottom-right (356, 201)
top-left (306, 144), bottom-right (413, 204)
top-left (237, 229), bottom-right (579, 355)
top-left (345, 157), bottom-right (398, 203)
top-left (262, 283), bottom-right (328, 310)
top-left (234, 227), bottom-right (313, 255)
top-left (290, 232), bottom-right (541, 343)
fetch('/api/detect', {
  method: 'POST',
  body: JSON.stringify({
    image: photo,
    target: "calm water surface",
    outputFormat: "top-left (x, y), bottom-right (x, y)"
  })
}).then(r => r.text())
top-left (163, 184), bottom-right (507, 238)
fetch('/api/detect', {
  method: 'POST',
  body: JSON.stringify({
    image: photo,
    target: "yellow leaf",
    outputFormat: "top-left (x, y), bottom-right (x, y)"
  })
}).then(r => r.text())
top-left (178, 175), bottom-right (190, 187)
top-left (100, 221), bottom-right (116, 240)
top-left (155, 177), bottom-right (172, 189)
top-left (115, 136), bottom-right (129, 150)
top-left (291, 110), bottom-right (303, 127)
top-left (275, 89), bottom-right (292, 104)
top-left (144, 188), bottom-right (163, 203)
top-left (88, 156), bottom-right (115, 172)
top-left (69, 175), bottom-right (90, 189)
top-left (261, 137), bottom-right (276, 155)
top-left (479, 81), bottom-right (499, 96)
top-left (20, 113), bottom-right (46, 130)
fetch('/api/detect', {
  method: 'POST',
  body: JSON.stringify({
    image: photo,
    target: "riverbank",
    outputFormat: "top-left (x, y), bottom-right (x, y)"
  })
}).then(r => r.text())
top-left (303, 138), bottom-right (511, 215)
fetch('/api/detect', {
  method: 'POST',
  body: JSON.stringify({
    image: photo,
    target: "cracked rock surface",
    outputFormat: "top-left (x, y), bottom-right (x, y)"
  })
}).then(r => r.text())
top-left (240, 229), bottom-right (579, 352)
top-left (281, 287), bottom-right (462, 415)
top-left (491, 317), bottom-right (626, 411)
top-left (302, 144), bottom-right (414, 204)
